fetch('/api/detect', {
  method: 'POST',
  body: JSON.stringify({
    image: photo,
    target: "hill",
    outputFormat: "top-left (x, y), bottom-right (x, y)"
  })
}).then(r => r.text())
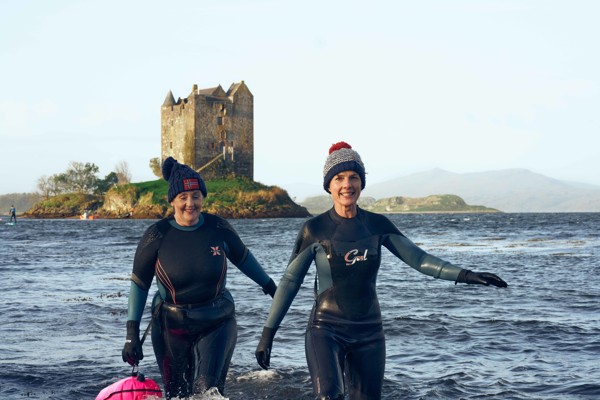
top-left (363, 168), bottom-right (600, 212)
top-left (24, 178), bottom-right (310, 219)
top-left (300, 194), bottom-right (498, 215)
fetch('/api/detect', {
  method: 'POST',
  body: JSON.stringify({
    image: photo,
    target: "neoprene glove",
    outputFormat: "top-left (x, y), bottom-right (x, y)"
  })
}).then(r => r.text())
top-left (122, 320), bottom-right (144, 366)
top-left (255, 326), bottom-right (277, 369)
top-left (262, 278), bottom-right (277, 298)
top-left (457, 269), bottom-right (508, 288)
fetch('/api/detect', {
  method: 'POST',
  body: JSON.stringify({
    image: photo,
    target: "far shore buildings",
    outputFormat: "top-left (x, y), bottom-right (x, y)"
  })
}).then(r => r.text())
top-left (161, 81), bottom-right (254, 180)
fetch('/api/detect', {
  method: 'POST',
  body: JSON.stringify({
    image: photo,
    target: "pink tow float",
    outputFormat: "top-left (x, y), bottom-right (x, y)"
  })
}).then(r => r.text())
top-left (96, 372), bottom-right (162, 400)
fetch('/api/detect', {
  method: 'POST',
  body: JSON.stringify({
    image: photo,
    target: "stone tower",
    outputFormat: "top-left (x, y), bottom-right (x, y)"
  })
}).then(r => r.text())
top-left (161, 81), bottom-right (254, 180)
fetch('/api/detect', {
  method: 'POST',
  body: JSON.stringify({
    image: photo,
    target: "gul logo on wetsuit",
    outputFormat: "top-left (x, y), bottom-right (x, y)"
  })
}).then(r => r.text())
top-left (344, 249), bottom-right (368, 266)
top-left (210, 246), bottom-right (222, 256)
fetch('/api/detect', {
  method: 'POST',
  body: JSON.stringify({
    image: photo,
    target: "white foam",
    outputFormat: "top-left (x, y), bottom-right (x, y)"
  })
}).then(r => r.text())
top-left (235, 369), bottom-right (281, 382)
top-left (172, 387), bottom-right (229, 400)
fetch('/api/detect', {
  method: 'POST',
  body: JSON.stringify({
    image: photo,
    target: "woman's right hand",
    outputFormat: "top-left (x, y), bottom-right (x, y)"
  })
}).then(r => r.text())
top-left (255, 326), bottom-right (277, 369)
top-left (121, 320), bottom-right (144, 366)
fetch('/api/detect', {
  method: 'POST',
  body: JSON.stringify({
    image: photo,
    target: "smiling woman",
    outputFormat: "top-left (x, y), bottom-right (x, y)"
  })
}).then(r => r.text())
top-left (170, 190), bottom-right (203, 226)
top-left (162, 157), bottom-right (207, 227)
top-left (322, 142), bottom-right (366, 218)
top-left (255, 141), bottom-right (508, 400)
top-left (121, 156), bottom-right (278, 399)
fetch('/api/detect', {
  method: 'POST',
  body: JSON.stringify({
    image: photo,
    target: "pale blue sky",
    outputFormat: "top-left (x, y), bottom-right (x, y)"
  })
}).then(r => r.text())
top-left (1, 0), bottom-right (598, 199)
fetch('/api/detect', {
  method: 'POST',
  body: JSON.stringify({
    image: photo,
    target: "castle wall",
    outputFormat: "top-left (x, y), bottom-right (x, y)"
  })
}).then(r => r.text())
top-left (228, 84), bottom-right (254, 179)
top-left (160, 81), bottom-right (254, 181)
top-left (193, 96), bottom-right (226, 176)
top-left (161, 99), bottom-right (195, 167)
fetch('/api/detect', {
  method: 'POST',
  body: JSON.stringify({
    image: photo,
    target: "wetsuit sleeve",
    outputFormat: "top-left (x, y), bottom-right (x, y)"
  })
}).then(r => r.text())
top-left (217, 217), bottom-right (248, 264)
top-left (127, 223), bottom-right (162, 322)
top-left (218, 217), bottom-right (274, 288)
top-left (127, 281), bottom-right (149, 321)
top-left (131, 224), bottom-right (162, 289)
top-left (233, 249), bottom-right (272, 287)
top-left (383, 233), bottom-right (464, 281)
top-left (264, 242), bottom-right (320, 329)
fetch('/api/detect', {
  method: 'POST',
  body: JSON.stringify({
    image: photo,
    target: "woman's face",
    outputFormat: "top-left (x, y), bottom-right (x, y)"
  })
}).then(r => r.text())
top-left (171, 190), bottom-right (204, 226)
top-left (328, 170), bottom-right (362, 210)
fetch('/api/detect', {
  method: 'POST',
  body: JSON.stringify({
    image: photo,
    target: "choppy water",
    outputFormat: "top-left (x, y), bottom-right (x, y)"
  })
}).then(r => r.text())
top-left (1, 213), bottom-right (599, 399)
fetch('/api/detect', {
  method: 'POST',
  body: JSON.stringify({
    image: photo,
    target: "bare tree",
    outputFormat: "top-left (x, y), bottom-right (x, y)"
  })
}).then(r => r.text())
top-left (37, 176), bottom-right (54, 199)
top-left (35, 162), bottom-right (101, 196)
top-left (37, 174), bottom-right (67, 197)
top-left (149, 157), bottom-right (162, 178)
top-left (115, 161), bottom-right (132, 184)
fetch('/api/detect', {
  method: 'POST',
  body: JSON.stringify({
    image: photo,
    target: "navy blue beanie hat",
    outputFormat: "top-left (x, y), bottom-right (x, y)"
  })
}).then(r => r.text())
top-left (162, 157), bottom-right (207, 202)
top-left (322, 141), bottom-right (366, 192)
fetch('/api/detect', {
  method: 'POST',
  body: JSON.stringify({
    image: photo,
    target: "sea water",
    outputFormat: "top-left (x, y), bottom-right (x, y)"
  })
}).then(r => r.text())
top-left (0, 213), bottom-right (598, 399)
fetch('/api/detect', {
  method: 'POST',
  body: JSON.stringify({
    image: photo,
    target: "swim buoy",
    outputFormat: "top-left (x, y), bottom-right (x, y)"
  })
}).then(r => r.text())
top-left (96, 373), bottom-right (162, 399)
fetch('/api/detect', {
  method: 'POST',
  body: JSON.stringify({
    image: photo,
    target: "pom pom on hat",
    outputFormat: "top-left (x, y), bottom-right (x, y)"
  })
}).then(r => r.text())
top-left (162, 156), bottom-right (207, 202)
top-left (328, 141), bottom-right (353, 154)
top-left (161, 156), bottom-right (177, 181)
top-left (322, 141), bottom-right (366, 192)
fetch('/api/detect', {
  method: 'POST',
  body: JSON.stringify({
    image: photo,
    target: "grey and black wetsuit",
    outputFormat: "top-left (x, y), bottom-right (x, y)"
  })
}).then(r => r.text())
top-left (264, 207), bottom-right (467, 400)
top-left (128, 214), bottom-right (274, 398)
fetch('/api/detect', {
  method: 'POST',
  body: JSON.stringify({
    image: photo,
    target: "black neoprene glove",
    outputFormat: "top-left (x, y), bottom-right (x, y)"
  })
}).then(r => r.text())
top-left (122, 320), bottom-right (144, 366)
top-left (456, 269), bottom-right (508, 288)
top-left (255, 326), bottom-right (277, 369)
top-left (262, 278), bottom-right (277, 298)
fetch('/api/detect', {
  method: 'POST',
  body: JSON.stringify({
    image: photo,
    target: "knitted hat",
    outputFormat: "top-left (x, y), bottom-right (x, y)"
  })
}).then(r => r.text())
top-left (162, 157), bottom-right (207, 202)
top-left (322, 141), bottom-right (366, 192)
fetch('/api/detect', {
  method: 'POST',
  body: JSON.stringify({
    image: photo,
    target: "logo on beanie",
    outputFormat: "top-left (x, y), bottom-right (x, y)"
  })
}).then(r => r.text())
top-left (183, 178), bottom-right (200, 191)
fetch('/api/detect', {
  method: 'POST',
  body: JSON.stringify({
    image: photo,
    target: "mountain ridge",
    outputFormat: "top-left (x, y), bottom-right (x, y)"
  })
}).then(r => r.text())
top-left (363, 168), bottom-right (600, 212)
top-left (291, 168), bottom-right (600, 212)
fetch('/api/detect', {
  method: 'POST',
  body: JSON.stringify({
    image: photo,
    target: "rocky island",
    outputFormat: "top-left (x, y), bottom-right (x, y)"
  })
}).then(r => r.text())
top-left (299, 194), bottom-right (499, 215)
top-left (22, 180), bottom-right (498, 220)
top-left (24, 178), bottom-right (311, 219)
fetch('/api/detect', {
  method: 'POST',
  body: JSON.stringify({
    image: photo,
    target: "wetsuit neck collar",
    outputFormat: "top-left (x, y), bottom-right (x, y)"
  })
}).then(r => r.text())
top-left (169, 213), bottom-right (205, 231)
top-left (328, 206), bottom-right (361, 223)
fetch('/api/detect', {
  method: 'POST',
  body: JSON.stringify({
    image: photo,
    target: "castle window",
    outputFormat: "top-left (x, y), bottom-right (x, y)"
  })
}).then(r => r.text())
top-left (218, 117), bottom-right (223, 125)
top-left (170, 142), bottom-right (173, 149)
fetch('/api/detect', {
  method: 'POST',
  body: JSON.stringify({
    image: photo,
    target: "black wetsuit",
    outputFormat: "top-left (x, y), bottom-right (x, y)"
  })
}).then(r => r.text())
top-left (128, 214), bottom-right (273, 398)
top-left (9, 207), bottom-right (16, 224)
top-left (264, 207), bottom-right (466, 400)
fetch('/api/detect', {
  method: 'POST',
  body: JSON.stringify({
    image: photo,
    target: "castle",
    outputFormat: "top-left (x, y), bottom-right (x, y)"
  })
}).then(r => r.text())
top-left (161, 81), bottom-right (254, 180)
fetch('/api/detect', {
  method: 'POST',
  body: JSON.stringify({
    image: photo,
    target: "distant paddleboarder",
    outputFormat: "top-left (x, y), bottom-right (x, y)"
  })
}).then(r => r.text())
top-left (8, 205), bottom-right (16, 224)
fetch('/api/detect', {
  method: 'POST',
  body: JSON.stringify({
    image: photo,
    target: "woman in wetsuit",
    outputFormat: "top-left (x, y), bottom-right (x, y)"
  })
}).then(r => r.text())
top-left (122, 157), bottom-right (277, 399)
top-left (255, 142), bottom-right (507, 400)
